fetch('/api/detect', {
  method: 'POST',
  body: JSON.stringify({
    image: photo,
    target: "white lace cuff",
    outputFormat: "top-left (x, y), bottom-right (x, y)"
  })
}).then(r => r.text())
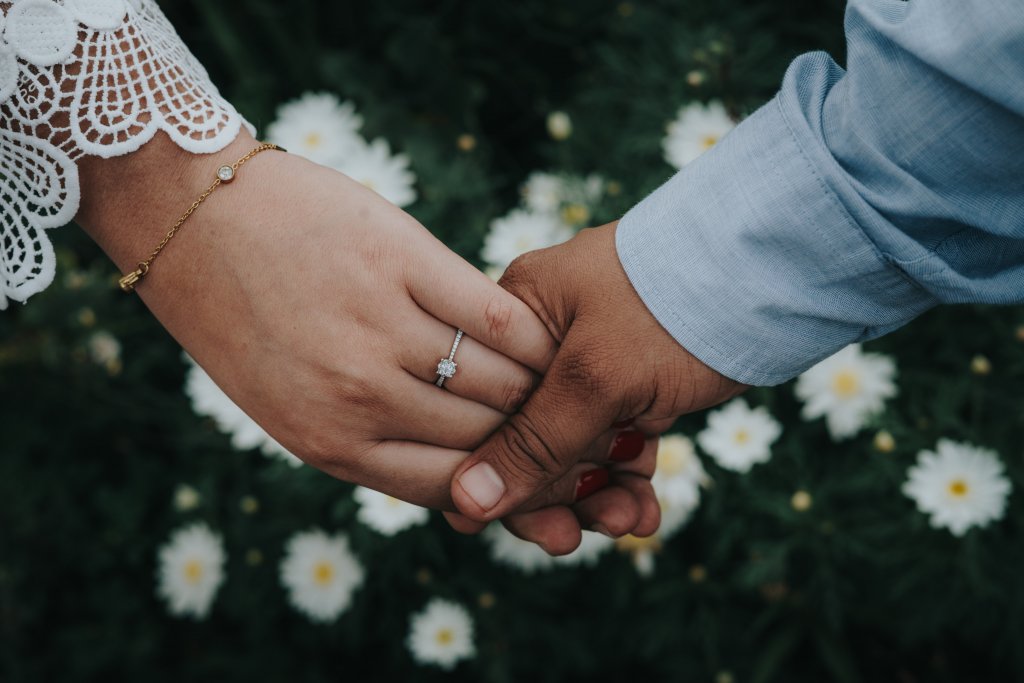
top-left (0, 0), bottom-right (252, 309)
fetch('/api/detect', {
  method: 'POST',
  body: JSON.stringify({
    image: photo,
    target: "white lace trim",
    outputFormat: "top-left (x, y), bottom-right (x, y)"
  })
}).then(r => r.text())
top-left (0, 0), bottom-right (252, 309)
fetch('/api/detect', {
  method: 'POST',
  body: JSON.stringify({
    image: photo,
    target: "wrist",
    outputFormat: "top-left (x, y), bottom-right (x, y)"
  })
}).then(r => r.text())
top-left (76, 128), bottom-right (258, 273)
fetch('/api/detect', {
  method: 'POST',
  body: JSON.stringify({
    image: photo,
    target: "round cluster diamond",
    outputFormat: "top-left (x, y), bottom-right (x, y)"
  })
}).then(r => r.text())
top-left (436, 358), bottom-right (457, 379)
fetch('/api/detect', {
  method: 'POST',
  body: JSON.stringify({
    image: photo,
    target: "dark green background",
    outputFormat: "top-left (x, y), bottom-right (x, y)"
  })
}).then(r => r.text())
top-left (3, 1), bottom-right (1023, 681)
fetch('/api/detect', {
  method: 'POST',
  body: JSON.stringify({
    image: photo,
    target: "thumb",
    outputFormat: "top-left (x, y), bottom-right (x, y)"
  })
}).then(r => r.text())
top-left (450, 337), bottom-right (619, 521)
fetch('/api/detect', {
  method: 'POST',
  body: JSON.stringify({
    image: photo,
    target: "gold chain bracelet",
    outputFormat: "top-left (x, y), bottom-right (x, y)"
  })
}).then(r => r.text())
top-left (118, 142), bottom-right (286, 293)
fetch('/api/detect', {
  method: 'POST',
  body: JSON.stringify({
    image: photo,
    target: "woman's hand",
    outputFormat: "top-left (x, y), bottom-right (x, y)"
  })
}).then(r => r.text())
top-left (77, 130), bottom-right (659, 552)
top-left (77, 130), bottom-right (558, 507)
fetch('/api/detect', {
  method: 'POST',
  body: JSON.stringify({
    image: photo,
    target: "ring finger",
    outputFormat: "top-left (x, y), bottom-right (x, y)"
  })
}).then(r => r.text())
top-left (400, 312), bottom-right (540, 414)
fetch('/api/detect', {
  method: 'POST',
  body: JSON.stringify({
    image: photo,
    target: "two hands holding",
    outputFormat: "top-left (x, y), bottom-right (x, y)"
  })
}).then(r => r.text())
top-left (78, 129), bottom-right (745, 553)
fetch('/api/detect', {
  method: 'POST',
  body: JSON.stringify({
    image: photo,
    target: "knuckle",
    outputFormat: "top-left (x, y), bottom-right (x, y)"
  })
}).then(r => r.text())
top-left (498, 253), bottom-right (566, 340)
top-left (497, 252), bottom-right (540, 296)
top-left (494, 413), bottom-right (565, 483)
top-left (497, 374), bottom-right (534, 414)
top-left (556, 343), bottom-right (608, 393)
top-left (482, 294), bottom-right (515, 344)
top-left (330, 364), bottom-right (390, 414)
top-left (345, 382), bottom-right (390, 413)
top-left (291, 429), bottom-right (342, 470)
top-left (295, 429), bottom-right (372, 483)
top-left (501, 251), bottom-right (536, 280)
top-left (290, 366), bottom-right (388, 471)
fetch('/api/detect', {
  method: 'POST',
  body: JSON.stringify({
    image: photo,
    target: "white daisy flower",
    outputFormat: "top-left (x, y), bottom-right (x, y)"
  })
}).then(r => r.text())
top-left (795, 344), bottom-right (897, 440)
top-left (335, 137), bottom-right (417, 208)
top-left (697, 399), bottom-right (782, 473)
top-left (658, 497), bottom-right (696, 539)
top-left (521, 172), bottom-right (566, 214)
top-left (279, 529), bottom-right (365, 623)
top-left (480, 209), bottom-right (573, 270)
top-left (183, 357), bottom-right (303, 467)
top-left (267, 92), bottom-right (363, 166)
top-left (552, 531), bottom-right (615, 568)
top-left (407, 598), bottom-right (476, 670)
top-left (576, 174), bottom-right (606, 206)
top-left (617, 437), bottom-right (707, 577)
top-left (902, 439), bottom-right (1012, 537)
top-left (353, 486), bottom-right (430, 536)
top-left (87, 330), bottom-right (121, 368)
top-left (615, 499), bottom-right (697, 578)
top-left (559, 174), bottom-right (605, 227)
top-left (651, 434), bottom-right (709, 511)
top-left (520, 172), bottom-right (604, 224)
top-left (615, 534), bottom-right (662, 577)
top-left (156, 523), bottom-right (226, 619)
top-left (662, 100), bottom-right (735, 169)
top-left (482, 523), bottom-right (556, 573)
top-left (483, 524), bottom-right (611, 572)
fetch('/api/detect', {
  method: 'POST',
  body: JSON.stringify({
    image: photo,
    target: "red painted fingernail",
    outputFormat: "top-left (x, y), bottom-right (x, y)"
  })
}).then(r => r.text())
top-left (612, 418), bottom-right (635, 429)
top-left (575, 468), bottom-right (609, 501)
top-left (609, 430), bottom-right (645, 462)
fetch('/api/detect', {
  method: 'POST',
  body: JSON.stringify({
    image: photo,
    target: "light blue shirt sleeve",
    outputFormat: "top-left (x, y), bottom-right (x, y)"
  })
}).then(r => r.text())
top-left (616, 0), bottom-right (1024, 386)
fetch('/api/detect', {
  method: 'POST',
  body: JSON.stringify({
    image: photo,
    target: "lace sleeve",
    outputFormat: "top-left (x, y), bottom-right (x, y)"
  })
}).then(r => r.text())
top-left (0, 0), bottom-right (252, 309)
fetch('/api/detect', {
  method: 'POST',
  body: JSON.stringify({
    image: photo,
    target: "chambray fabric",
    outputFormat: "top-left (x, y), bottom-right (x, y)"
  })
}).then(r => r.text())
top-left (616, 0), bottom-right (1024, 386)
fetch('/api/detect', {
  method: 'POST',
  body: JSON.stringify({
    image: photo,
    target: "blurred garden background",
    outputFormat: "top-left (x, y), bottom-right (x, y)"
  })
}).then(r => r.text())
top-left (3, 0), bottom-right (1024, 681)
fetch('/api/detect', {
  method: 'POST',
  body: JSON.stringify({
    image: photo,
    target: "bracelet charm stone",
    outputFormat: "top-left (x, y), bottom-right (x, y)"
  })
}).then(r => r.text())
top-left (117, 143), bottom-right (284, 293)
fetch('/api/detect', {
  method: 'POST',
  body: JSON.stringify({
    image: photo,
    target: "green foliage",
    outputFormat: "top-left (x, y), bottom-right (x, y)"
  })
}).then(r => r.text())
top-left (2, 1), bottom-right (1022, 681)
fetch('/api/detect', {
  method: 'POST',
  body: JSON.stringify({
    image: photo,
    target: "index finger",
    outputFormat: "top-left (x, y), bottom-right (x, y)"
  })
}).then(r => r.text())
top-left (406, 236), bottom-right (558, 373)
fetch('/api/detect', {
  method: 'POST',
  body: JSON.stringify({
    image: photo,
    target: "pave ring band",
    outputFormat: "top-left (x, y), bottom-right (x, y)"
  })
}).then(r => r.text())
top-left (435, 328), bottom-right (464, 388)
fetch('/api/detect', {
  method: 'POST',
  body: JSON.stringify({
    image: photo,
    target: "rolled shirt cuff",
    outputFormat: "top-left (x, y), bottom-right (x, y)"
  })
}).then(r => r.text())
top-left (616, 82), bottom-right (936, 386)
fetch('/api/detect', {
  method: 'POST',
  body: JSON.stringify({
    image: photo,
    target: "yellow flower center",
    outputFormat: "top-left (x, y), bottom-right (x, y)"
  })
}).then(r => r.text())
top-left (304, 132), bottom-right (323, 149)
top-left (615, 533), bottom-right (661, 552)
top-left (561, 204), bottom-right (590, 226)
top-left (701, 134), bottom-right (719, 150)
top-left (659, 449), bottom-right (684, 476)
top-left (948, 479), bottom-right (969, 497)
top-left (659, 454), bottom-right (684, 475)
top-left (832, 370), bottom-right (860, 398)
top-left (734, 429), bottom-right (750, 445)
top-left (385, 495), bottom-right (402, 508)
top-left (313, 561), bottom-right (335, 586)
top-left (183, 560), bottom-right (203, 584)
top-left (436, 628), bottom-right (455, 646)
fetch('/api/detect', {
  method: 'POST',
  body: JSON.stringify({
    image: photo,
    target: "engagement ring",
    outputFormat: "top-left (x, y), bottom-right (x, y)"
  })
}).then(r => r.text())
top-left (435, 328), bottom-right (464, 388)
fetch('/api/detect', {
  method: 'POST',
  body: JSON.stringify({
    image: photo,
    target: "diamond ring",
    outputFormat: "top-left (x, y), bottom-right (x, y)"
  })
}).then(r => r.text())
top-left (435, 328), bottom-right (464, 388)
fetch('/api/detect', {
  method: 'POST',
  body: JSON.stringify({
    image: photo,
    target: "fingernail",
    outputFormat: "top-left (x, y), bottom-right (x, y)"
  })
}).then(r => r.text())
top-left (609, 430), bottom-right (645, 462)
top-left (458, 463), bottom-right (506, 511)
top-left (591, 523), bottom-right (615, 538)
top-left (575, 468), bottom-right (609, 501)
top-left (612, 418), bottom-right (635, 429)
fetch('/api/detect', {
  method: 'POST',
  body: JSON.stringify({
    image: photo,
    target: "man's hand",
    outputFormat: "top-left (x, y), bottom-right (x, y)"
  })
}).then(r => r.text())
top-left (450, 221), bottom-right (747, 527)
